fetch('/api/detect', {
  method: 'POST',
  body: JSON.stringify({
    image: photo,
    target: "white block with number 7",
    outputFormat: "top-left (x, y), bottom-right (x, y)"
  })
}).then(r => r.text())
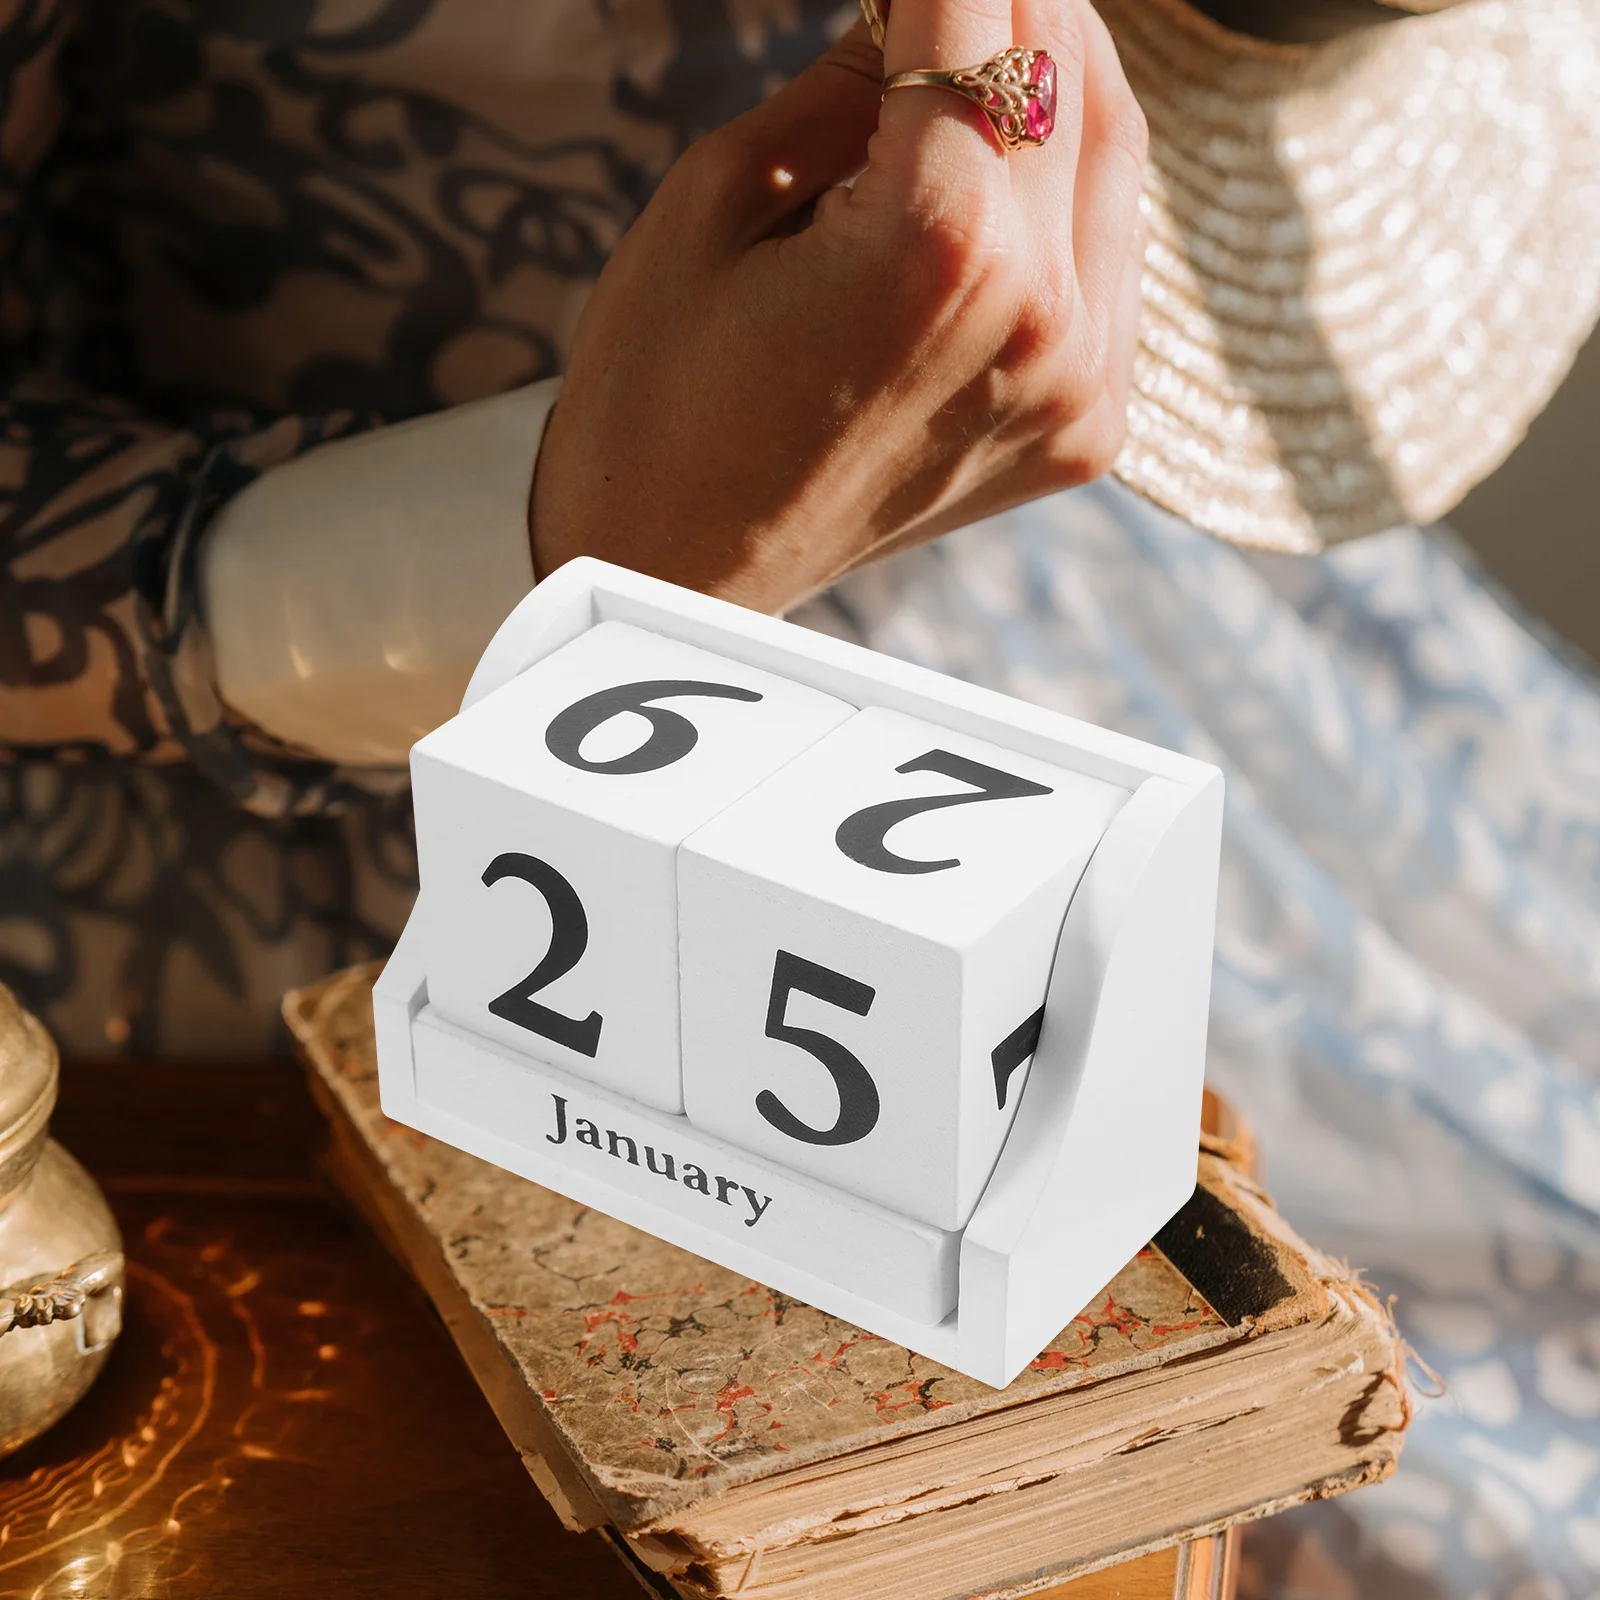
top-left (410, 619), bottom-right (853, 1113)
top-left (679, 706), bottom-right (1128, 1231)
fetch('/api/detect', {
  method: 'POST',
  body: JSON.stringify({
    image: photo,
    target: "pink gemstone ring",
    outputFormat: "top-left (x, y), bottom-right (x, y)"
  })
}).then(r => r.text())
top-left (882, 46), bottom-right (1057, 152)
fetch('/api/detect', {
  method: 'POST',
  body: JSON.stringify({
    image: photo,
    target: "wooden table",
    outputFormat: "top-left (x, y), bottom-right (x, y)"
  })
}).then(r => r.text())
top-left (0, 1062), bottom-right (1241, 1598)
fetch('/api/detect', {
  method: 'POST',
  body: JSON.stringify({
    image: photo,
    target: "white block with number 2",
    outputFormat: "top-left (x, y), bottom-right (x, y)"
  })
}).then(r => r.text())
top-left (679, 707), bottom-right (1128, 1231)
top-left (410, 620), bottom-right (853, 1113)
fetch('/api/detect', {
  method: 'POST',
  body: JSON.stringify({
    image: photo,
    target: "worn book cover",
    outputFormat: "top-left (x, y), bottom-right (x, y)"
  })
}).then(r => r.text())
top-left (285, 963), bottom-right (1409, 1599)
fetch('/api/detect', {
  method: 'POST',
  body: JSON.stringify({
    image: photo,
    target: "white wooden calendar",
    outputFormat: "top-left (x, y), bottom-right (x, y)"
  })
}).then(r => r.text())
top-left (374, 557), bottom-right (1223, 1388)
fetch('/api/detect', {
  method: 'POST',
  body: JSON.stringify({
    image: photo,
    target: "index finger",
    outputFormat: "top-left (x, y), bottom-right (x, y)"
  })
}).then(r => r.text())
top-left (878, 0), bottom-right (1020, 173)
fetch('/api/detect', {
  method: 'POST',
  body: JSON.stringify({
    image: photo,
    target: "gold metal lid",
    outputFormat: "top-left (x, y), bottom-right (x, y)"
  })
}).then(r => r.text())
top-left (0, 984), bottom-right (57, 1198)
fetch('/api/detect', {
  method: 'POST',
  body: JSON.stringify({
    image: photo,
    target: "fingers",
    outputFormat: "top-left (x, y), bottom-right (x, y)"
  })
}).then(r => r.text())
top-left (682, 21), bottom-right (884, 249)
top-left (986, 0), bottom-right (1143, 411)
top-left (882, 0), bottom-right (1012, 73)
top-left (861, 0), bottom-right (1090, 271)
top-left (1059, 3), bottom-right (1147, 338)
top-left (1001, 0), bottom-right (1089, 246)
top-left (876, 0), bottom-right (1018, 180)
top-left (1102, 205), bottom-right (1149, 430)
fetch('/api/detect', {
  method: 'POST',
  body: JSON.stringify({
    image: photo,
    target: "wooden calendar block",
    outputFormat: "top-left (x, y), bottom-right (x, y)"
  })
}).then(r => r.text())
top-left (678, 707), bottom-right (1129, 1230)
top-left (410, 620), bottom-right (853, 1113)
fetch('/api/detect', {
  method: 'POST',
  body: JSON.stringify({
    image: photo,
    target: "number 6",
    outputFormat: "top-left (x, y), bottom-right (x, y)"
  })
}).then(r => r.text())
top-left (545, 679), bottom-right (762, 775)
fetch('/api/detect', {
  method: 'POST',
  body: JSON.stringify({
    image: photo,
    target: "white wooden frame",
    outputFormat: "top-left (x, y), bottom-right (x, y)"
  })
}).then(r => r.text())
top-left (375, 558), bottom-right (1223, 1388)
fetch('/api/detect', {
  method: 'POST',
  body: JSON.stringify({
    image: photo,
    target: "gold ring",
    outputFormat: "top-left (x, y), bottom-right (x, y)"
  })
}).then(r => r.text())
top-left (882, 47), bottom-right (1058, 152)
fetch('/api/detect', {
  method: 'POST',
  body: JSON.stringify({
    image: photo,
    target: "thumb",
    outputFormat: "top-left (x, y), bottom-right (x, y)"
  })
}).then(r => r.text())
top-left (702, 21), bottom-right (884, 246)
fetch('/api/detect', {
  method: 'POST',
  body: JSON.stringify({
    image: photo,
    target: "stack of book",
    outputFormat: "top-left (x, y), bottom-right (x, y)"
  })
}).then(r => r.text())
top-left (286, 964), bottom-right (1410, 1600)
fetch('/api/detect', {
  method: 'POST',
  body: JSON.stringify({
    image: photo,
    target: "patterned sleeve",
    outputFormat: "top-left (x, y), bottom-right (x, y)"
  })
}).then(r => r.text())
top-left (0, 0), bottom-right (387, 817)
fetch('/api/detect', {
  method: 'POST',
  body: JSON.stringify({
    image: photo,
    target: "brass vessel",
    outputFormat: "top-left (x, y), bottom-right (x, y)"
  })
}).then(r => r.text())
top-left (0, 983), bottom-right (123, 1457)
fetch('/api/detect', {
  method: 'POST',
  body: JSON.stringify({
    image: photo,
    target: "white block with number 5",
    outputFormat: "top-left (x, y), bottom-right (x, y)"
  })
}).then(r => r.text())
top-left (411, 620), bottom-right (853, 1113)
top-left (678, 706), bottom-right (1128, 1231)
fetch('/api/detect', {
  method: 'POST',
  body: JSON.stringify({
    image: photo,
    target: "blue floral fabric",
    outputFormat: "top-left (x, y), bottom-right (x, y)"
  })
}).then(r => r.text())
top-left (798, 486), bottom-right (1600, 1598)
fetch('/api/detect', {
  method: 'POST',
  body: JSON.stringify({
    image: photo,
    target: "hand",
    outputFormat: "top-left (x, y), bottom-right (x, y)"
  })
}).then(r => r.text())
top-left (530, 0), bottom-right (1149, 613)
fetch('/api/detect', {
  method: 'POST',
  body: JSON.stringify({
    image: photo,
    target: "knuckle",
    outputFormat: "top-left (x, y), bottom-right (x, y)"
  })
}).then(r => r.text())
top-left (1001, 291), bottom-right (1071, 375)
top-left (666, 126), bottom-right (747, 210)
top-left (999, 260), bottom-right (1089, 383)
top-left (1037, 393), bottom-right (1128, 489)
top-left (1057, 277), bottom-right (1123, 394)
top-left (895, 186), bottom-right (1014, 315)
top-left (940, 0), bottom-right (1017, 40)
top-left (1029, 258), bottom-right (1078, 343)
top-left (1050, 6), bottom-right (1089, 89)
top-left (819, 24), bottom-right (884, 87)
top-left (1033, 381), bottom-right (1093, 442)
top-left (1103, 90), bottom-right (1149, 170)
top-left (1079, 401), bottom-right (1130, 480)
top-left (660, 134), bottom-right (718, 205)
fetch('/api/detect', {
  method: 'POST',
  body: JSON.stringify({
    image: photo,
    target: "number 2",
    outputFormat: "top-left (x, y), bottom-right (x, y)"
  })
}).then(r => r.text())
top-left (834, 749), bottom-right (1053, 875)
top-left (758, 950), bottom-right (880, 1146)
top-left (482, 852), bottom-right (603, 1057)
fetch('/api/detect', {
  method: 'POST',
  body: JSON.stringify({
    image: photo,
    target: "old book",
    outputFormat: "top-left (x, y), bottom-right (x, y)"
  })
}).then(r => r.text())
top-left (285, 964), bottom-right (1409, 1600)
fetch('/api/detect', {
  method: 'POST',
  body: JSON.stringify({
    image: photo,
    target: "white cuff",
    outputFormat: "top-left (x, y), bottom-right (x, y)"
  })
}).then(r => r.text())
top-left (200, 378), bottom-right (560, 768)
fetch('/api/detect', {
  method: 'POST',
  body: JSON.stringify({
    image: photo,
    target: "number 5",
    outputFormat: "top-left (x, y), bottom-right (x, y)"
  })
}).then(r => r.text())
top-left (758, 951), bottom-right (880, 1147)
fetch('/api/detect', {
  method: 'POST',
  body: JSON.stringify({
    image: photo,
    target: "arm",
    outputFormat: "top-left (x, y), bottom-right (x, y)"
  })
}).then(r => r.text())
top-left (201, 0), bottom-right (1149, 773)
top-left (11, 0), bottom-right (1145, 795)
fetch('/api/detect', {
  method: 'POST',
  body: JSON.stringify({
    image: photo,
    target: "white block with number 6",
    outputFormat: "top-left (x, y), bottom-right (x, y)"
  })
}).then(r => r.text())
top-left (411, 620), bottom-right (853, 1113)
top-left (678, 706), bottom-right (1129, 1230)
